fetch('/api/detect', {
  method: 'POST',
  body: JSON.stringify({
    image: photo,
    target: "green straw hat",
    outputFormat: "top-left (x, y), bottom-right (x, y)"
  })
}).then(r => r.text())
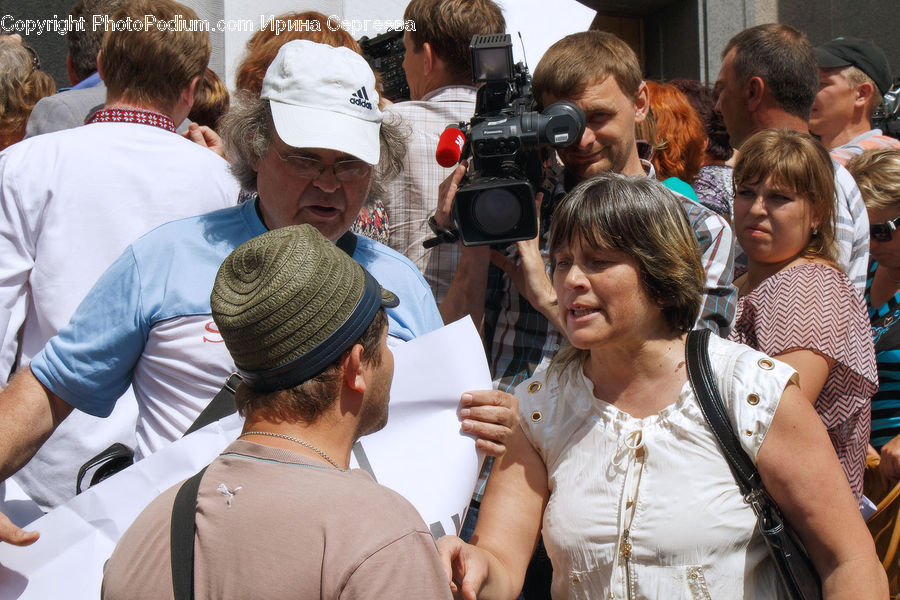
top-left (211, 224), bottom-right (398, 392)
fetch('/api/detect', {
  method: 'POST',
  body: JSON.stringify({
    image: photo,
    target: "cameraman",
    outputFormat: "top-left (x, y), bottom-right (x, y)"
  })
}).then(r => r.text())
top-left (440, 31), bottom-right (737, 389)
top-left (383, 0), bottom-right (506, 304)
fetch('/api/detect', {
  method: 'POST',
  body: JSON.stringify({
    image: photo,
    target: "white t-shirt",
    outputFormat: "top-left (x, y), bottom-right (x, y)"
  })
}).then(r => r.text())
top-left (0, 121), bottom-right (239, 508)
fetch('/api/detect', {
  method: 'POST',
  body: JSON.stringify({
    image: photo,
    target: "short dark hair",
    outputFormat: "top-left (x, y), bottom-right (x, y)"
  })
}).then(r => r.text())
top-left (549, 173), bottom-right (703, 334)
top-left (67, 0), bottom-right (129, 82)
top-left (723, 24), bottom-right (817, 121)
top-left (403, 0), bottom-right (506, 82)
top-left (548, 174), bottom-right (703, 373)
top-left (234, 309), bottom-right (387, 423)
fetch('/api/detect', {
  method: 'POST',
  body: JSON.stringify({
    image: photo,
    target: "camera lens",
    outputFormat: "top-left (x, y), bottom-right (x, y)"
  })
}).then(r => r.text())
top-left (472, 188), bottom-right (522, 236)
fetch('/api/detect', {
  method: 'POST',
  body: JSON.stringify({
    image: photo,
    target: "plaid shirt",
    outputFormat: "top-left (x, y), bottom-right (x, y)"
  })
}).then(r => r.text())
top-left (830, 129), bottom-right (900, 166)
top-left (381, 86), bottom-right (477, 303)
top-left (484, 161), bottom-right (737, 390)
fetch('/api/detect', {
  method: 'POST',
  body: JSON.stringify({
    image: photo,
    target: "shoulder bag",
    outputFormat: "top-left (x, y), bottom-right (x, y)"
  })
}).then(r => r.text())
top-left (685, 329), bottom-right (822, 600)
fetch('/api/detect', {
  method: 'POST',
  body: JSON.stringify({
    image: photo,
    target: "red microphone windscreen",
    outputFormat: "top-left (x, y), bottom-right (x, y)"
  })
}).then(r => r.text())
top-left (435, 127), bottom-right (466, 168)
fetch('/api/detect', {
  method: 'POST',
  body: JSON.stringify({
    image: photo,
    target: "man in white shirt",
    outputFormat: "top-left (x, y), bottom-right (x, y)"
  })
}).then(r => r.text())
top-left (0, 0), bottom-right (238, 509)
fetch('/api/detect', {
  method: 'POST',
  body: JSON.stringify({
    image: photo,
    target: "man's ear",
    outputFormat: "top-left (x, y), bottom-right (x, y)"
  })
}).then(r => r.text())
top-left (181, 74), bottom-right (201, 112)
top-left (342, 344), bottom-right (367, 395)
top-left (422, 41), bottom-right (435, 77)
top-left (747, 76), bottom-right (764, 112)
top-left (633, 81), bottom-right (650, 124)
top-left (95, 51), bottom-right (103, 82)
top-left (855, 80), bottom-right (876, 109)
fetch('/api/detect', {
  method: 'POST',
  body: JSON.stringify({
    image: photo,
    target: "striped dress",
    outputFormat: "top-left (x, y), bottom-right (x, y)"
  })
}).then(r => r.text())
top-left (867, 260), bottom-right (900, 450)
top-left (729, 262), bottom-right (878, 502)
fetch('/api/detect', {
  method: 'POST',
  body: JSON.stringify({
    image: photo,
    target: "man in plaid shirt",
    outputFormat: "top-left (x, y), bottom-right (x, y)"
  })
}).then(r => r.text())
top-left (382, 0), bottom-right (506, 304)
top-left (440, 31), bottom-right (737, 391)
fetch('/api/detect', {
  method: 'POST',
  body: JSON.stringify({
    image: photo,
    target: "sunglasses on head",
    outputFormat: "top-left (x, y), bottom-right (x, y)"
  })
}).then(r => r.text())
top-left (22, 44), bottom-right (40, 72)
top-left (870, 215), bottom-right (900, 242)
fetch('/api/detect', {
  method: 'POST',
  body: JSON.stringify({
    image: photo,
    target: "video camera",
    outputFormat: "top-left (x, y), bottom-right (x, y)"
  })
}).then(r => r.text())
top-left (427, 34), bottom-right (585, 247)
top-left (358, 29), bottom-right (410, 103)
top-left (873, 78), bottom-right (900, 140)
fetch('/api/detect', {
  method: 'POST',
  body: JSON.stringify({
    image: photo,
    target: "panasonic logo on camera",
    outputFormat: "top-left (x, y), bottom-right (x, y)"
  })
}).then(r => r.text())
top-left (350, 86), bottom-right (373, 110)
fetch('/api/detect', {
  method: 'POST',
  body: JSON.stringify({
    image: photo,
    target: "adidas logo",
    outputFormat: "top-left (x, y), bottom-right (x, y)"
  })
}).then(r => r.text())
top-left (349, 86), bottom-right (373, 110)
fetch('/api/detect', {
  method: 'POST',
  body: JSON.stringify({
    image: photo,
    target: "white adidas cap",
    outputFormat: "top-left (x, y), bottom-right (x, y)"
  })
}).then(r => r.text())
top-left (260, 40), bottom-right (382, 165)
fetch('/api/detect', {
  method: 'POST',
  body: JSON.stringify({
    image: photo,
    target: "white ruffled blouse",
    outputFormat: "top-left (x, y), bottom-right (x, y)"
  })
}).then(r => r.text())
top-left (517, 335), bottom-right (797, 600)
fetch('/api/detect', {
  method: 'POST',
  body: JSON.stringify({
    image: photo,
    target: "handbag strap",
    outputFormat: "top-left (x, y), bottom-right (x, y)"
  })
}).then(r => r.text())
top-left (170, 466), bottom-right (208, 600)
top-left (685, 329), bottom-right (763, 494)
top-left (183, 374), bottom-right (242, 437)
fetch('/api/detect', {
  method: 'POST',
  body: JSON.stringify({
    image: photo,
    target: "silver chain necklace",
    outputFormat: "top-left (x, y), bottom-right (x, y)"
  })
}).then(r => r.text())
top-left (239, 431), bottom-right (345, 471)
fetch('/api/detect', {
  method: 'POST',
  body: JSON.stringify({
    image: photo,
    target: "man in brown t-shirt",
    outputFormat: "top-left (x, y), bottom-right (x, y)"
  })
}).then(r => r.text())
top-left (101, 225), bottom-right (452, 599)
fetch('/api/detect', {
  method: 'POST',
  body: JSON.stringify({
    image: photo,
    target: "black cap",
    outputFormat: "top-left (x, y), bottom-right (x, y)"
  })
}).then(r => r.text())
top-left (815, 36), bottom-right (892, 96)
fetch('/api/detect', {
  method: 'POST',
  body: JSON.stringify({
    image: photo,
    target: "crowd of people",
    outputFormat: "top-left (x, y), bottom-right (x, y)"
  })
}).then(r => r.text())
top-left (0, 0), bottom-right (898, 598)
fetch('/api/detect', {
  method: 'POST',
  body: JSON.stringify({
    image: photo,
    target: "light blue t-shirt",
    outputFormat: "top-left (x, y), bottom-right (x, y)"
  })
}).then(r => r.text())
top-left (31, 199), bottom-right (443, 454)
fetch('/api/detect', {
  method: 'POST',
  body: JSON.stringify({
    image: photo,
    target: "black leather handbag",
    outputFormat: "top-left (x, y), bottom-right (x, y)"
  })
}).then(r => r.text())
top-left (686, 329), bottom-right (822, 600)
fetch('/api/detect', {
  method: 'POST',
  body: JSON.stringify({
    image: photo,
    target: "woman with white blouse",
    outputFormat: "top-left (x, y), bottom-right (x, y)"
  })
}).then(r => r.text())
top-left (438, 173), bottom-right (885, 599)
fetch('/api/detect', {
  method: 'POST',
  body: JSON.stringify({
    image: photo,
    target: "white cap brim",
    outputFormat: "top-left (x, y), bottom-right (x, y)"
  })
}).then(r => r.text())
top-left (269, 100), bottom-right (381, 166)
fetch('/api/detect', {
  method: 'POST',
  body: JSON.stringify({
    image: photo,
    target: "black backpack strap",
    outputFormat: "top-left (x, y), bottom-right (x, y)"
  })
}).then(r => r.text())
top-left (183, 374), bottom-right (242, 437)
top-left (335, 231), bottom-right (358, 257)
top-left (170, 466), bottom-right (208, 600)
top-left (685, 329), bottom-right (762, 494)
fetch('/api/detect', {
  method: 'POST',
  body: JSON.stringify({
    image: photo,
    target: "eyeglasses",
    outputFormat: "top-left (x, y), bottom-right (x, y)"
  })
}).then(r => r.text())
top-left (271, 147), bottom-right (372, 182)
top-left (870, 215), bottom-right (900, 242)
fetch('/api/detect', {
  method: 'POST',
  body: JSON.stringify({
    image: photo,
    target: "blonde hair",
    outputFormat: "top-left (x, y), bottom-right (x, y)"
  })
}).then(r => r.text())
top-left (0, 38), bottom-right (56, 150)
top-left (733, 129), bottom-right (838, 265)
top-left (846, 148), bottom-right (900, 212)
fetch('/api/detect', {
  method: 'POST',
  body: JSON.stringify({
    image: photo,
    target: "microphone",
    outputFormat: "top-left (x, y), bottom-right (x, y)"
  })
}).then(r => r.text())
top-left (435, 127), bottom-right (466, 168)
